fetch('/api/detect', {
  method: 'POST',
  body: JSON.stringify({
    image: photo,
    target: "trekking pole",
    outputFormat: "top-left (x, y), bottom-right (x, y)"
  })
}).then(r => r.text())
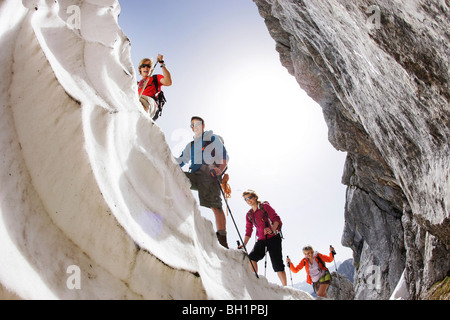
top-left (236, 239), bottom-right (259, 278)
top-left (212, 170), bottom-right (259, 279)
top-left (236, 239), bottom-right (259, 279)
top-left (139, 60), bottom-right (159, 99)
top-left (287, 255), bottom-right (294, 287)
top-left (264, 222), bottom-right (269, 278)
top-left (330, 245), bottom-right (337, 273)
top-left (264, 234), bottom-right (268, 277)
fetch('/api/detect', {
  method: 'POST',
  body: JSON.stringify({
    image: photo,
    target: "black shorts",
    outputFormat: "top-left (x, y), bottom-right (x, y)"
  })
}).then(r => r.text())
top-left (248, 234), bottom-right (285, 272)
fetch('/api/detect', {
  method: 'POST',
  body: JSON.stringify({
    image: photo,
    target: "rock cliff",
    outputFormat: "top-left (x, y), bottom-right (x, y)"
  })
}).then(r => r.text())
top-left (253, 0), bottom-right (449, 299)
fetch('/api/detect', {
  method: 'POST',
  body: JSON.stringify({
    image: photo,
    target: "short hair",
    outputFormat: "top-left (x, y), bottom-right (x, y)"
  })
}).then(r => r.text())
top-left (191, 116), bottom-right (204, 124)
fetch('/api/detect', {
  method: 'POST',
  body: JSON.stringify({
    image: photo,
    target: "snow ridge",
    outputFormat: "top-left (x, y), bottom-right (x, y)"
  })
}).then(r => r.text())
top-left (0, 0), bottom-right (310, 300)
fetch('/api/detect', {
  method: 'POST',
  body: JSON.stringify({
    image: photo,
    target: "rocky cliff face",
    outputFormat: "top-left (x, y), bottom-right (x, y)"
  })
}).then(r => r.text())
top-left (253, 0), bottom-right (449, 299)
top-left (1, 0), bottom-right (313, 300)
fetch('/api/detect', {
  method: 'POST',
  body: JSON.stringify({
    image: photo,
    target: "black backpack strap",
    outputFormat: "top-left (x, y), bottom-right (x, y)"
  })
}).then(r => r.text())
top-left (316, 254), bottom-right (328, 271)
top-left (247, 209), bottom-right (258, 228)
top-left (258, 203), bottom-right (283, 238)
top-left (152, 75), bottom-right (159, 94)
top-left (150, 75), bottom-right (166, 121)
top-left (258, 203), bottom-right (270, 227)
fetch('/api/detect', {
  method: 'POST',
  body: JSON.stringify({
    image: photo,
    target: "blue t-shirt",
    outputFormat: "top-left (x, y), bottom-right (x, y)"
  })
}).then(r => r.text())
top-left (177, 130), bottom-right (228, 173)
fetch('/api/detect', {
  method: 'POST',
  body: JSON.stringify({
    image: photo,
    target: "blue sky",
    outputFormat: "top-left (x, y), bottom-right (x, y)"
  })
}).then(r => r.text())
top-left (118, 0), bottom-right (351, 284)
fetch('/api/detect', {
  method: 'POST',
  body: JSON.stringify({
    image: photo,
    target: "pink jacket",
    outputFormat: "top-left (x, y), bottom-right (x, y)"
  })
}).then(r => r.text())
top-left (245, 202), bottom-right (282, 241)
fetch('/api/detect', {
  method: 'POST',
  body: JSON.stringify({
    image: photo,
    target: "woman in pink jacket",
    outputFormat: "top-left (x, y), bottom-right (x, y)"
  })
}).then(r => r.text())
top-left (239, 189), bottom-right (287, 286)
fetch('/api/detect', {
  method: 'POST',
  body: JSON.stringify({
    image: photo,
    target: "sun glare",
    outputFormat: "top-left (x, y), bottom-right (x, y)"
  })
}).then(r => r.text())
top-left (211, 63), bottom-right (324, 173)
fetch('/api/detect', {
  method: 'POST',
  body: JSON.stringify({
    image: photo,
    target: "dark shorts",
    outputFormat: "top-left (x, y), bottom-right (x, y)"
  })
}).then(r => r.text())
top-left (185, 165), bottom-right (222, 209)
top-left (248, 234), bottom-right (285, 272)
top-left (313, 270), bottom-right (331, 292)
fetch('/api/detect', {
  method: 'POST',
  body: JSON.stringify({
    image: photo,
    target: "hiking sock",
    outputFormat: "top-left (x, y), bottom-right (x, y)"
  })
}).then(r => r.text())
top-left (216, 230), bottom-right (229, 249)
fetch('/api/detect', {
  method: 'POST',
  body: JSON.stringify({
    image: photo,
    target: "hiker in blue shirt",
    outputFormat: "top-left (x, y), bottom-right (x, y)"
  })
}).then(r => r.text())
top-left (177, 116), bottom-right (229, 248)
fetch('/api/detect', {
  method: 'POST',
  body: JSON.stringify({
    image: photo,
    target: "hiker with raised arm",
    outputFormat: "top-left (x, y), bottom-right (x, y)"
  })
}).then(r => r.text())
top-left (239, 190), bottom-right (287, 286)
top-left (287, 245), bottom-right (335, 298)
top-left (177, 116), bottom-right (229, 249)
top-left (137, 54), bottom-right (172, 120)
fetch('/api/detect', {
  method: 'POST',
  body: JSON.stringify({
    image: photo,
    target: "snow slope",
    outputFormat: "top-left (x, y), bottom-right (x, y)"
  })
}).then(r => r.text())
top-left (0, 0), bottom-right (310, 300)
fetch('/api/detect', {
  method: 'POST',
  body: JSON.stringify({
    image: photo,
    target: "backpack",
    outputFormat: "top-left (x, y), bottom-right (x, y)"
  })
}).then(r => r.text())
top-left (150, 75), bottom-right (166, 121)
top-left (304, 253), bottom-right (332, 281)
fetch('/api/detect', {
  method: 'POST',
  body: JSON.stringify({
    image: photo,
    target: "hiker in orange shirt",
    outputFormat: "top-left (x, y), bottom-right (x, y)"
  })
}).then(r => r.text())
top-left (287, 245), bottom-right (335, 298)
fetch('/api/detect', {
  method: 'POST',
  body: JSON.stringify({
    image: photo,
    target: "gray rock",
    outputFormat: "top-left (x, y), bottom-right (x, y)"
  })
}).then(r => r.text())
top-left (337, 259), bottom-right (355, 283)
top-left (253, 0), bottom-right (450, 299)
top-left (328, 271), bottom-right (355, 300)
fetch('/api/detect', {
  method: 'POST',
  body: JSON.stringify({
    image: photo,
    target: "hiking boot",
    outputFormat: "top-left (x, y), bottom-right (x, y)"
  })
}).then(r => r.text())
top-left (216, 231), bottom-right (229, 249)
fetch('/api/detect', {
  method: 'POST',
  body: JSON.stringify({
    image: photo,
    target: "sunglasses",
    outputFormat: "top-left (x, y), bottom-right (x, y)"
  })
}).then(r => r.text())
top-left (190, 122), bottom-right (203, 128)
top-left (244, 195), bottom-right (254, 201)
top-left (140, 64), bottom-right (152, 69)
top-left (303, 246), bottom-right (312, 251)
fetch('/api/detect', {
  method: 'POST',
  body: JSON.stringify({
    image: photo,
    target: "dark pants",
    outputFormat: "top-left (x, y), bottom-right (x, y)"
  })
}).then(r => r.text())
top-left (248, 234), bottom-right (285, 272)
top-left (185, 165), bottom-right (222, 208)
